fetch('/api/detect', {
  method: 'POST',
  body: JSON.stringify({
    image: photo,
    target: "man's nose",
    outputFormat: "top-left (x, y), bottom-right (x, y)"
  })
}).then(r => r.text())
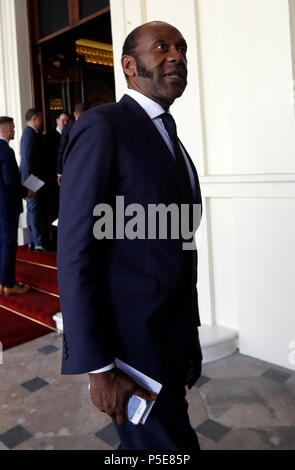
top-left (166, 46), bottom-right (185, 63)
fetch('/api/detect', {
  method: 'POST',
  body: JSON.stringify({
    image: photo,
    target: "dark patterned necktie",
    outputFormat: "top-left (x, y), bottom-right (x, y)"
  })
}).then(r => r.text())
top-left (161, 112), bottom-right (193, 202)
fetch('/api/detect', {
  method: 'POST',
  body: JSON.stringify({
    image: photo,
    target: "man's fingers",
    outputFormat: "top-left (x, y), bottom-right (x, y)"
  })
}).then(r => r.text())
top-left (116, 405), bottom-right (128, 426)
top-left (134, 386), bottom-right (157, 402)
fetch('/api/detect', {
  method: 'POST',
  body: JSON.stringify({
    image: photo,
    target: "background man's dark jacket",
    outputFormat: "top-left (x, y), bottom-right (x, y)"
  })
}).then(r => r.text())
top-left (57, 95), bottom-right (202, 387)
top-left (19, 126), bottom-right (44, 183)
top-left (44, 129), bottom-right (61, 183)
top-left (43, 128), bottom-right (63, 222)
top-left (57, 122), bottom-right (74, 175)
top-left (0, 139), bottom-right (27, 215)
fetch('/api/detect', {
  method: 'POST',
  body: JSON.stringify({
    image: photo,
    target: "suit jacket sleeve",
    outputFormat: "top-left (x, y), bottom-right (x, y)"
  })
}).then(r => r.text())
top-left (57, 111), bottom-right (116, 374)
top-left (57, 123), bottom-right (71, 175)
top-left (20, 130), bottom-right (33, 183)
top-left (2, 147), bottom-right (28, 199)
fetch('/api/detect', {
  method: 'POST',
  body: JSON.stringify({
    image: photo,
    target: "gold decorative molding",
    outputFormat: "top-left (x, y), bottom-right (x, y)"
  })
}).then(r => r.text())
top-left (16, 258), bottom-right (57, 270)
top-left (76, 39), bottom-right (113, 67)
top-left (49, 98), bottom-right (63, 111)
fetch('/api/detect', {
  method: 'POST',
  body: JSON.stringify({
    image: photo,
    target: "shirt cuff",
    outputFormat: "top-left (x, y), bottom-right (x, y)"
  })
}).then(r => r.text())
top-left (88, 362), bottom-right (115, 374)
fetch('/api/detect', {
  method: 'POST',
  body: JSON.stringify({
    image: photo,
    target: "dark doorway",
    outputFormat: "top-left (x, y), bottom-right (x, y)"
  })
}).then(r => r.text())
top-left (33, 10), bottom-right (115, 130)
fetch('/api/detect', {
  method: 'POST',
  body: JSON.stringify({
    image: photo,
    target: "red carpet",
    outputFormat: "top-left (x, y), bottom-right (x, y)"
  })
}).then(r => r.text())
top-left (0, 245), bottom-right (60, 350)
top-left (0, 306), bottom-right (50, 351)
top-left (15, 260), bottom-right (58, 294)
top-left (16, 244), bottom-right (57, 267)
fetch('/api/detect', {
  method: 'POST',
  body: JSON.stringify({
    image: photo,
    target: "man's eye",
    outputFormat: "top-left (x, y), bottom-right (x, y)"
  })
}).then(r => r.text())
top-left (156, 44), bottom-right (166, 50)
top-left (178, 47), bottom-right (186, 54)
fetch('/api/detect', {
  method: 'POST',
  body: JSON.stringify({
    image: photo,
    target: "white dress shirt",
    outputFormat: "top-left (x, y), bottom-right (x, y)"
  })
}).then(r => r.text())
top-left (126, 89), bottom-right (197, 199)
top-left (88, 89), bottom-right (196, 374)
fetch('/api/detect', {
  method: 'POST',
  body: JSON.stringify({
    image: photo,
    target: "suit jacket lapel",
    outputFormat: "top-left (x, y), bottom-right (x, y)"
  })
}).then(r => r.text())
top-left (120, 94), bottom-right (190, 203)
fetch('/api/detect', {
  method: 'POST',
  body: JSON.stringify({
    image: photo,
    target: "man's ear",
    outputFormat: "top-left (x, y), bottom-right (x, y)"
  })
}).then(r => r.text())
top-left (121, 55), bottom-right (137, 78)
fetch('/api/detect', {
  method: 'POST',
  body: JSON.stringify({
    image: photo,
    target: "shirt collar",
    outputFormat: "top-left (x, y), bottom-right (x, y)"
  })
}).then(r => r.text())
top-left (0, 136), bottom-right (8, 144)
top-left (125, 89), bottom-right (165, 120)
top-left (56, 127), bottom-right (62, 135)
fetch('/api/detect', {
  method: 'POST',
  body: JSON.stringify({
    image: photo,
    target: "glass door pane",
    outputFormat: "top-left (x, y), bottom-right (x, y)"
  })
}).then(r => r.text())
top-left (79, 0), bottom-right (110, 19)
top-left (38, 0), bottom-right (69, 38)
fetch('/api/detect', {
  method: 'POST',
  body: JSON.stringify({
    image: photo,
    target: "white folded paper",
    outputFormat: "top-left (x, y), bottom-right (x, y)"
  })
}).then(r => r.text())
top-left (114, 358), bottom-right (162, 424)
top-left (23, 174), bottom-right (45, 192)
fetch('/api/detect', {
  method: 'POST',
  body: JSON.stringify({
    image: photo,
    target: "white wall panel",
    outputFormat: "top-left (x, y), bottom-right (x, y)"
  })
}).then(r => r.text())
top-left (199, 0), bottom-right (295, 175)
top-left (209, 198), bottom-right (239, 329)
top-left (234, 198), bottom-right (295, 370)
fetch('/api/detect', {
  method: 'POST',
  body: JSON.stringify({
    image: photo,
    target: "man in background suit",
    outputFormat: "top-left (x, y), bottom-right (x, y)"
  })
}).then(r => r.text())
top-left (58, 21), bottom-right (202, 451)
top-left (43, 111), bottom-right (69, 245)
top-left (20, 109), bottom-right (45, 252)
top-left (57, 103), bottom-right (86, 186)
top-left (0, 117), bottom-right (33, 296)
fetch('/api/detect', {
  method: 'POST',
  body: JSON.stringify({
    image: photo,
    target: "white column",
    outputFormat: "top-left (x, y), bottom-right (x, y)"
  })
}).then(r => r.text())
top-left (110, 0), bottom-right (147, 100)
top-left (0, 0), bottom-right (32, 243)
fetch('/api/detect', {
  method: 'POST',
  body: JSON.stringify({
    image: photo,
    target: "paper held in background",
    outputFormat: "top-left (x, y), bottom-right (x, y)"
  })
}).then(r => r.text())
top-left (23, 174), bottom-right (45, 192)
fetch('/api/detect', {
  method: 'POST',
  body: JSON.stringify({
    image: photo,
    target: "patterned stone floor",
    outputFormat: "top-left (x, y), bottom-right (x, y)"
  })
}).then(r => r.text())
top-left (0, 332), bottom-right (295, 450)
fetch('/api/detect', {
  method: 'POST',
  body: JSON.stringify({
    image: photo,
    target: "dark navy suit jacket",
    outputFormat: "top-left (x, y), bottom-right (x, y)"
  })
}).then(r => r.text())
top-left (43, 129), bottom-right (61, 183)
top-left (57, 95), bottom-right (202, 387)
top-left (19, 126), bottom-right (44, 184)
top-left (0, 139), bottom-right (27, 216)
top-left (57, 122), bottom-right (74, 175)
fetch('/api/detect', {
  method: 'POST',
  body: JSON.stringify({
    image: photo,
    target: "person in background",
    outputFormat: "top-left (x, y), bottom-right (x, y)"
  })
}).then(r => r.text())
top-left (57, 103), bottom-right (87, 186)
top-left (43, 111), bottom-right (70, 245)
top-left (20, 109), bottom-right (45, 252)
top-left (0, 116), bottom-right (34, 296)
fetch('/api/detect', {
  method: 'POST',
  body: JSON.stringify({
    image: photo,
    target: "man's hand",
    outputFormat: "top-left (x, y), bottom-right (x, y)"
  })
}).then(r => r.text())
top-left (57, 175), bottom-right (62, 186)
top-left (186, 334), bottom-right (203, 389)
top-left (88, 368), bottom-right (157, 425)
top-left (27, 190), bottom-right (36, 199)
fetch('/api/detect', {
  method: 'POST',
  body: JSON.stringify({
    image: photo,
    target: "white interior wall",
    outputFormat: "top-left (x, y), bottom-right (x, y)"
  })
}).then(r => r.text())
top-left (235, 197), bottom-right (295, 368)
top-left (198, 0), bottom-right (295, 175)
top-left (198, 0), bottom-right (295, 370)
top-left (0, 0), bottom-right (32, 160)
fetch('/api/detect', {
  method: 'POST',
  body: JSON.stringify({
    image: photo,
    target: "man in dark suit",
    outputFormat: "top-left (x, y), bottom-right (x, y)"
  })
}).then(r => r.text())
top-left (45, 111), bottom-right (70, 191)
top-left (58, 21), bottom-right (203, 451)
top-left (43, 111), bottom-right (70, 245)
top-left (0, 117), bottom-right (32, 296)
top-left (20, 109), bottom-right (45, 251)
top-left (57, 104), bottom-right (86, 186)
